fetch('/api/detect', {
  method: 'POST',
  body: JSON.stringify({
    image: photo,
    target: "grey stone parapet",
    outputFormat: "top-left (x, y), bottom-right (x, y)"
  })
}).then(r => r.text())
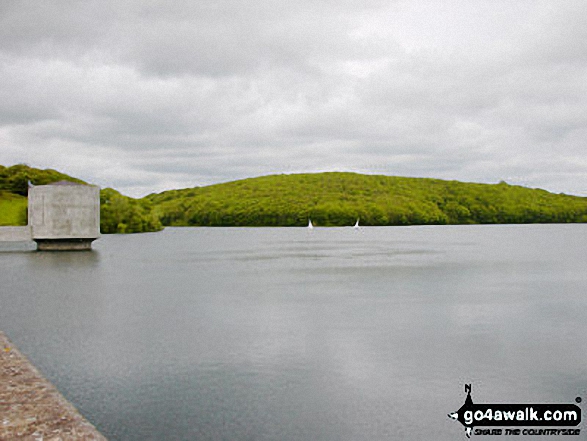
top-left (0, 332), bottom-right (107, 440)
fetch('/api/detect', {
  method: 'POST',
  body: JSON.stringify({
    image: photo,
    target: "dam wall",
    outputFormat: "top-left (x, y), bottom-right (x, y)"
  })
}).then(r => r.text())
top-left (0, 331), bottom-right (107, 439)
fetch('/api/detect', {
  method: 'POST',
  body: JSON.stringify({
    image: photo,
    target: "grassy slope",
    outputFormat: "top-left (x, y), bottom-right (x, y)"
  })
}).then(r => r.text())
top-left (0, 192), bottom-right (27, 226)
top-left (145, 172), bottom-right (587, 227)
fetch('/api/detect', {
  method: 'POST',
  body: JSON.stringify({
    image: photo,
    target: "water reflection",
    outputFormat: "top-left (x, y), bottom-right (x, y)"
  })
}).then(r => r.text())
top-left (1, 225), bottom-right (586, 440)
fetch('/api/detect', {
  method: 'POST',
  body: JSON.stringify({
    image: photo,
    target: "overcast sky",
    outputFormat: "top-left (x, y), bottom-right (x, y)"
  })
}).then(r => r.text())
top-left (1, 0), bottom-right (586, 197)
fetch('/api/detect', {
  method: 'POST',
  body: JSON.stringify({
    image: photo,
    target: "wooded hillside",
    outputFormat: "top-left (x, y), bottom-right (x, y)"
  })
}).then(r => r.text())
top-left (145, 172), bottom-right (587, 227)
top-left (3, 165), bottom-right (587, 230)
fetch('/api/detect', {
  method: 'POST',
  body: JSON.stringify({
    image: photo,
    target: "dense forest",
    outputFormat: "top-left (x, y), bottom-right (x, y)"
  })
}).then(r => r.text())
top-left (146, 172), bottom-right (587, 227)
top-left (2, 165), bottom-right (587, 231)
top-left (0, 164), bottom-right (162, 233)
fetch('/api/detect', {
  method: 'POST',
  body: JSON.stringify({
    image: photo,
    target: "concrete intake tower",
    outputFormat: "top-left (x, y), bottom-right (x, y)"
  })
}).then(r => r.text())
top-left (28, 182), bottom-right (100, 251)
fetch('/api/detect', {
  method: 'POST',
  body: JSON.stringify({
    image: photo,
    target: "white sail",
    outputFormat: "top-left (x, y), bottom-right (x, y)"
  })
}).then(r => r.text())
top-left (354, 219), bottom-right (360, 229)
top-left (308, 219), bottom-right (314, 229)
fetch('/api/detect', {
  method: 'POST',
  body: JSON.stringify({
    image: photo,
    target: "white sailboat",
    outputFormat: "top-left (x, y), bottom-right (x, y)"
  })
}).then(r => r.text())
top-left (353, 219), bottom-right (360, 229)
top-left (308, 219), bottom-right (314, 229)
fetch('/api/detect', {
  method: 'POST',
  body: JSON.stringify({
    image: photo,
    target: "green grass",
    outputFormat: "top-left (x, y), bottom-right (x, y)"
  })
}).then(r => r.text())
top-left (0, 192), bottom-right (27, 226)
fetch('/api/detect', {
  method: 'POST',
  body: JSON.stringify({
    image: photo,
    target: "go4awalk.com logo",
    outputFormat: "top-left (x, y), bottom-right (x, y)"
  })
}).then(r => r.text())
top-left (448, 385), bottom-right (582, 437)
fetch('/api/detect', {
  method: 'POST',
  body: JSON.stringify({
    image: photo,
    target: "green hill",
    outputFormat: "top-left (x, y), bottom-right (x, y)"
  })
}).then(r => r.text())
top-left (0, 164), bottom-right (162, 233)
top-left (145, 172), bottom-right (587, 227)
top-left (3, 166), bottom-right (587, 230)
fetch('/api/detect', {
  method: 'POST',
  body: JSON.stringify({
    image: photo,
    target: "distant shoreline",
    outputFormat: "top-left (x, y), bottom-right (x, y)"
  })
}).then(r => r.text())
top-left (3, 166), bottom-right (587, 233)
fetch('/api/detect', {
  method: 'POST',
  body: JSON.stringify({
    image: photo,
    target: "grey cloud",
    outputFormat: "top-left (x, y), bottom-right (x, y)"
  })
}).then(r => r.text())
top-left (1, 0), bottom-right (392, 77)
top-left (1, 0), bottom-right (586, 197)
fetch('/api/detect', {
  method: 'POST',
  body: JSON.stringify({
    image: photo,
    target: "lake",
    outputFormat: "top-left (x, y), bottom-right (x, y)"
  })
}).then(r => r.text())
top-left (1, 225), bottom-right (586, 440)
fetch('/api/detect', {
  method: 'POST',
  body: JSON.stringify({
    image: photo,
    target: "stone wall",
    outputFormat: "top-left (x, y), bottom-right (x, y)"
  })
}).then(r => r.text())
top-left (0, 331), bottom-right (107, 439)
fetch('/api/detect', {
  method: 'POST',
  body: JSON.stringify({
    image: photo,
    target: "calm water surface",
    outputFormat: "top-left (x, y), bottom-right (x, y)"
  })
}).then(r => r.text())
top-left (1, 225), bottom-right (586, 440)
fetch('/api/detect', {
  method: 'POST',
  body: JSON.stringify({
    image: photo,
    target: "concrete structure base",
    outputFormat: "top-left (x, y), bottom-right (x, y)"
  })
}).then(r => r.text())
top-left (35, 238), bottom-right (96, 251)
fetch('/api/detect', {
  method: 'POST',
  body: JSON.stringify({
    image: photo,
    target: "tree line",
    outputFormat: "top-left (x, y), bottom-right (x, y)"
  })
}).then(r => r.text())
top-left (3, 165), bottom-right (587, 231)
top-left (146, 172), bottom-right (587, 227)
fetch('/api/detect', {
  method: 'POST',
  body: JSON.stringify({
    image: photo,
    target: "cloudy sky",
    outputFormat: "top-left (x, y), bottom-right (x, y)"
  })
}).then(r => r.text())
top-left (1, 0), bottom-right (586, 197)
